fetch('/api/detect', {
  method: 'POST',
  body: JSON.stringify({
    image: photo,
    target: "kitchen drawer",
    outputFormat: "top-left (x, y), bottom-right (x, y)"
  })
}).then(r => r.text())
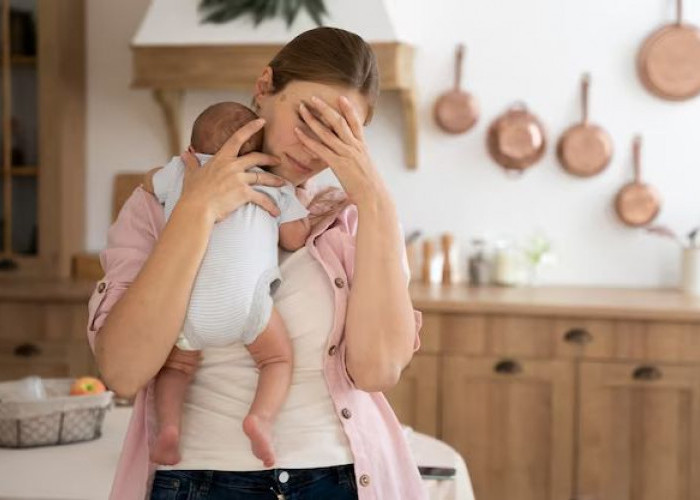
top-left (0, 339), bottom-right (96, 382)
top-left (579, 320), bottom-right (700, 363)
top-left (434, 311), bottom-right (700, 364)
top-left (442, 314), bottom-right (571, 358)
top-left (0, 302), bottom-right (88, 341)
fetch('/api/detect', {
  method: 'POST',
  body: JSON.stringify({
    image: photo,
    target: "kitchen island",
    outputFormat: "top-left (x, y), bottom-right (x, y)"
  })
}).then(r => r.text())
top-left (0, 407), bottom-right (473, 499)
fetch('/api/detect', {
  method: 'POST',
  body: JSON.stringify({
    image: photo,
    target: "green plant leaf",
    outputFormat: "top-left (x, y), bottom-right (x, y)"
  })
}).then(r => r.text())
top-left (305, 0), bottom-right (327, 26)
top-left (199, 0), bottom-right (327, 26)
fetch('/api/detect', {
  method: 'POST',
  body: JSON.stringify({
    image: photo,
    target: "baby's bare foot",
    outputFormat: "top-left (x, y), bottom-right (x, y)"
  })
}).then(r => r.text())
top-left (150, 424), bottom-right (181, 465)
top-left (243, 414), bottom-right (275, 468)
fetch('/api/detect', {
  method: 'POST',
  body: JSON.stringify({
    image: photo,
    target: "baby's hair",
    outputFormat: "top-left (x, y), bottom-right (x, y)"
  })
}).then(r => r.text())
top-left (190, 102), bottom-right (263, 155)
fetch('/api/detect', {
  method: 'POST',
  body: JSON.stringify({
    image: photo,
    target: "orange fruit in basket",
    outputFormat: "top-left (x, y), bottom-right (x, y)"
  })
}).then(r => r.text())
top-left (69, 376), bottom-right (106, 396)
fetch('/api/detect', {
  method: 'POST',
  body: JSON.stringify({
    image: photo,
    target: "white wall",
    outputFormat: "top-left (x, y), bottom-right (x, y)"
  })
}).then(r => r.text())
top-left (86, 0), bottom-right (700, 287)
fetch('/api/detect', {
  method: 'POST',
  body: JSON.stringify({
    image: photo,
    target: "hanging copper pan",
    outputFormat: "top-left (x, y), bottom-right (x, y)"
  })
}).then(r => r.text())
top-left (557, 73), bottom-right (613, 177)
top-left (487, 102), bottom-right (547, 173)
top-left (434, 44), bottom-right (479, 134)
top-left (615, 136), bottom-right (662, 227)
top-left (638, 0), bottom-right (700, 100)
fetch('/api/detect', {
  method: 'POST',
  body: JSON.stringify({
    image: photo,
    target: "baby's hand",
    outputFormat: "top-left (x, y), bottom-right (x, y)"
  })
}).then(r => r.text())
top-left (279, 217), bottom-right (312, 251)
top-left (142, 167), bottom-right (163, 195)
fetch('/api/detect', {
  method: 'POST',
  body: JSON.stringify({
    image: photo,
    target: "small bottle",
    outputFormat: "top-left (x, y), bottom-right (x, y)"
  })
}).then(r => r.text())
top-left (494, 239), bottom-right (522, 287)
top-left (441, 233), bottom-right (454, 284)
top-left (468, 238), bottom-right (490, 286)
top-left (422, 240), bottom-right (434, 284)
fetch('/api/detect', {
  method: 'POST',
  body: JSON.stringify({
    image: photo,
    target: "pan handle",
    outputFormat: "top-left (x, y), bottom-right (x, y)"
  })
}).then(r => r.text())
top-left (581, 73), bottom-right (590, 125)
top-left (633, 135), bottom-right (643, 182)
top-left (677, 0), bottom-right (683, 26)
top-left (454, 44), bottom-right (465, 90)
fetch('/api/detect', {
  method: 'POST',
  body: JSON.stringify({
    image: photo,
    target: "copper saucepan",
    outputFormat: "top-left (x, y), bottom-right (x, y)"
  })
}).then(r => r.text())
top-left (487, 102), bottom-right (547, 173)
top-left (614, 136), bottom-right (662, 227)
top-left (557, 73), bottom-right (613, 177)
top-left (434, 44), bottom-right (479, 134)
top-left (638, 0), bottom-right (700, 100)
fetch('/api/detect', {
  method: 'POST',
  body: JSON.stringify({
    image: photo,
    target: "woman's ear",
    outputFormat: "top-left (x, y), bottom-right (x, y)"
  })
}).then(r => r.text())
top-left (254, 67), bottom-right (274, 109)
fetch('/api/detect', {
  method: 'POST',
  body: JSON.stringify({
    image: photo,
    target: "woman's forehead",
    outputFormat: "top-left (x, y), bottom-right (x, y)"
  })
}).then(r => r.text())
top-left (280, 81), bottom-right (370, 120)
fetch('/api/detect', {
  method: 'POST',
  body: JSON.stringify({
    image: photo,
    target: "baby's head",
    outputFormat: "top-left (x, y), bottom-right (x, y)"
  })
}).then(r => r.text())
top-left (190, 102), bottom-right (263, 155)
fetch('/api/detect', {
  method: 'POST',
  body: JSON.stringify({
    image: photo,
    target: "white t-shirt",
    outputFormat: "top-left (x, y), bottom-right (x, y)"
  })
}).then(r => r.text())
top-left (160, 246), bottom-right (354, 471)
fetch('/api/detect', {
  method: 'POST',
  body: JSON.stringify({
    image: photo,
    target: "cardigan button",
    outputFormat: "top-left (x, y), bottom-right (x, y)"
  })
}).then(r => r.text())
top-left (359, 474), bottom-right (371, 487)
top-left (328, 345), bottom-right (337, 356)
top-left (341, 408), bottom-right (352, 419)
top-left (97, 282), bottom-right (106, 293)
top-left (334, 277), bottom-right (345, 288)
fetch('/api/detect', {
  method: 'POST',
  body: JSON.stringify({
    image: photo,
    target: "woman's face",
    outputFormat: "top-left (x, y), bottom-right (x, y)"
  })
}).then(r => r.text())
top-left (254, 72), bottom-right (370, 186)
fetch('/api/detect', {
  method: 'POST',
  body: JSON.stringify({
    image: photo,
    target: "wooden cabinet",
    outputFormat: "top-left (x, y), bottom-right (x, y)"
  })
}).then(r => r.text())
top-left (577, 361), bottom-right (700, 500)
top-left (0, 0), bottom-right (85, 278)
top-left (391, 285), bottom-right (700, 500)
top-left (384, 353), bottom-right (439, 436)
top-left (441, 356), bottom-right (574, 500)
top-left (0, 278), bottom-right (95, 381)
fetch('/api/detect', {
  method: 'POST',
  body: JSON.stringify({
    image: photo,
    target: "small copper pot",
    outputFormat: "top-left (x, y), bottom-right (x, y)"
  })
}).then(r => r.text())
top-left (434, 44), bottom-right (479, 134)
top-left (557, 74), bottom-right (613, 178)
top-left (487, 102), bottom-right (547, 172)
top-left (615, 136), bottom-right (662, 227)
top-left (638, 0), bottom-right (700, 100)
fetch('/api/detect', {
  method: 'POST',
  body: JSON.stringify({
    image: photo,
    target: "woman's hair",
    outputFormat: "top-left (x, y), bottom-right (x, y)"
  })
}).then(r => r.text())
top-left (267, 27), bottom-right (380, 124)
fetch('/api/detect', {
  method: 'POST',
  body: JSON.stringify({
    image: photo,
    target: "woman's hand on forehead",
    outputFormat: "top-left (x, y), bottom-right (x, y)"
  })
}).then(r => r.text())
top-left (293, 94), bottom-right (383, 205)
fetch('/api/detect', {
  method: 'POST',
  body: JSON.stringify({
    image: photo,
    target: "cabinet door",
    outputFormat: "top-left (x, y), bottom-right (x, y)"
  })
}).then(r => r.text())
top-left (442, 356), bottom-right (574, 500)
top-left (577, 362), bottom-right (700, 500)
top-left (385, 353), bottom-right (438, 436)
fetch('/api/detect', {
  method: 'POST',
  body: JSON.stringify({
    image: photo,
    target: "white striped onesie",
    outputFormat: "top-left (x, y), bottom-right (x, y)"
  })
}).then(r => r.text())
top-left (152, 154), bottom-right (309, 350)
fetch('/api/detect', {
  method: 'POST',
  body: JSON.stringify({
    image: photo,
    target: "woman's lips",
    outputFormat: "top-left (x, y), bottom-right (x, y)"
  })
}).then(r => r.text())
top-left (286, 154), bottom-right (313, 174)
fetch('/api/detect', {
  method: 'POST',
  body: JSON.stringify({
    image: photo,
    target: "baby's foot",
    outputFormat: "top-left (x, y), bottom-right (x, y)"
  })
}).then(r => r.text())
top-left (243, 414), bottom-right (276, 468)
top-left (150, 424), bottom-right (181, 465)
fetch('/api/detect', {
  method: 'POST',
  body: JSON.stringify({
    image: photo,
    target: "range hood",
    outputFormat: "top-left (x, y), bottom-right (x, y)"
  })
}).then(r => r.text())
top-left (131, 0), bottom-right (418, 168)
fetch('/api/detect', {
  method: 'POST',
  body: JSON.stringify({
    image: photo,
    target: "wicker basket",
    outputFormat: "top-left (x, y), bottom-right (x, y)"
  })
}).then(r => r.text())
top-left (0, 378), bottom-right (113, 448)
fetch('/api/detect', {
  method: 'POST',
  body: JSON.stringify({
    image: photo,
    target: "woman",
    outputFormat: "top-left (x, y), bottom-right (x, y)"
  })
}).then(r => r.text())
top-left (87, 27), bottom-right (425, 499)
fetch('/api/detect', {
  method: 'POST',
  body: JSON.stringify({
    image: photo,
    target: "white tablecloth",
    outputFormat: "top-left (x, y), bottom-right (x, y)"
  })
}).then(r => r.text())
top-left (0, 408), bottom-right (474, 500)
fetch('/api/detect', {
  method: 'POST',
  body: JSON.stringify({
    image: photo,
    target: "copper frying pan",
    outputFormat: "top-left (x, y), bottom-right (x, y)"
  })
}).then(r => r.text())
top-left (434, 44), bottom-right (479, 134)
top-left (557, 74), bottom-right (613, 177)
top-left (487, 102), bottom-right (547, 173)
top-left (638, 0), bottom-right (700, 100)
top-left (615, 136), bottom-right (662, 227)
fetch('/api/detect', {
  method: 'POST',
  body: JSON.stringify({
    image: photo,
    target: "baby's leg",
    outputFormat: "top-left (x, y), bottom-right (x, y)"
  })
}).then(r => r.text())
top-left (150, 347), bottom-right (201, 465)
top-left (243, 308), bottom-right (293, 468)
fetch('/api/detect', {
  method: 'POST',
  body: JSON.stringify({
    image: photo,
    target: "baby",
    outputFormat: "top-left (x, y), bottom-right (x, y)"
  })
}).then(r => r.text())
top-left (142, 102), bottom-right (311, 468)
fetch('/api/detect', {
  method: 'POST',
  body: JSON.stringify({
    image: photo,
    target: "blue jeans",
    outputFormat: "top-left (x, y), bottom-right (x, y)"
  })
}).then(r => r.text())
top-left (150, 465), bottom-right (358, 500)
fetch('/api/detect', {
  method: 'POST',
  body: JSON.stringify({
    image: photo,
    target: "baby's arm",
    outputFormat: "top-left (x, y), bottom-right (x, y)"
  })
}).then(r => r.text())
top-left (279, 217), bottom-right (311, 251)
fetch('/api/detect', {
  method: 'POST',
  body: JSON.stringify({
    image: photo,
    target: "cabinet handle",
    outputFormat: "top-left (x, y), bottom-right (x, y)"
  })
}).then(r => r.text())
top-left (563, 328), bottom-right (593, 345)
top-left (494, 359), bottom-right (523, 375)
top-left (13, 342), bottom-right (41, 358)
top-left (632, 365), bottom-right (662, 381)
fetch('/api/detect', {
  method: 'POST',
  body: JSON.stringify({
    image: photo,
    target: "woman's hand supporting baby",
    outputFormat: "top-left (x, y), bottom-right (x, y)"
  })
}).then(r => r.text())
top-left (95, 120), bottom-right (286, 399)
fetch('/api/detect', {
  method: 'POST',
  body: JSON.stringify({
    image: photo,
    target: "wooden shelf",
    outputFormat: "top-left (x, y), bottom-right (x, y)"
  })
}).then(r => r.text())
top-left (11, 166), bottom-right (38, 176)
top-left (131, 42), bottom-right (418, 168)
top-left (6, 55), bottom-right (36, 66)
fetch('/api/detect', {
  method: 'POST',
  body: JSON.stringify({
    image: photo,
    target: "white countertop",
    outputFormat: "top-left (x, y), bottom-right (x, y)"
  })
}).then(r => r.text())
top-left (0, 408), bottom-right (474, 500)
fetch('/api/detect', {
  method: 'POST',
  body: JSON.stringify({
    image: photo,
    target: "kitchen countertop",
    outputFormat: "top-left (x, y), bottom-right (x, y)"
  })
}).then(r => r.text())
top-left (410, 283), bottom-right (700, 322)
top-left (0, 407), bottom-right (474, 500)
top-left (0, 277), bottom-right (95, 302)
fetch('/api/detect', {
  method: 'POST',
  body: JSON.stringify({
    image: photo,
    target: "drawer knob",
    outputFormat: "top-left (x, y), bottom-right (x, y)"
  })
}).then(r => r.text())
top-left (13, 342), bottom-right (41, 358)
top-left (494, 359), bottom-right (523, 375)
top-left (563, 328), bottom-right (593, 345)
top-left (632, 365), bottom-right (662, 381)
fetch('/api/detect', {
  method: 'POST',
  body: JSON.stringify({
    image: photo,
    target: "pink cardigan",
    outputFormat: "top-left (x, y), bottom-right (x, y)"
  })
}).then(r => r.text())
top-left (86, 186), bottom-right (427, 500)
